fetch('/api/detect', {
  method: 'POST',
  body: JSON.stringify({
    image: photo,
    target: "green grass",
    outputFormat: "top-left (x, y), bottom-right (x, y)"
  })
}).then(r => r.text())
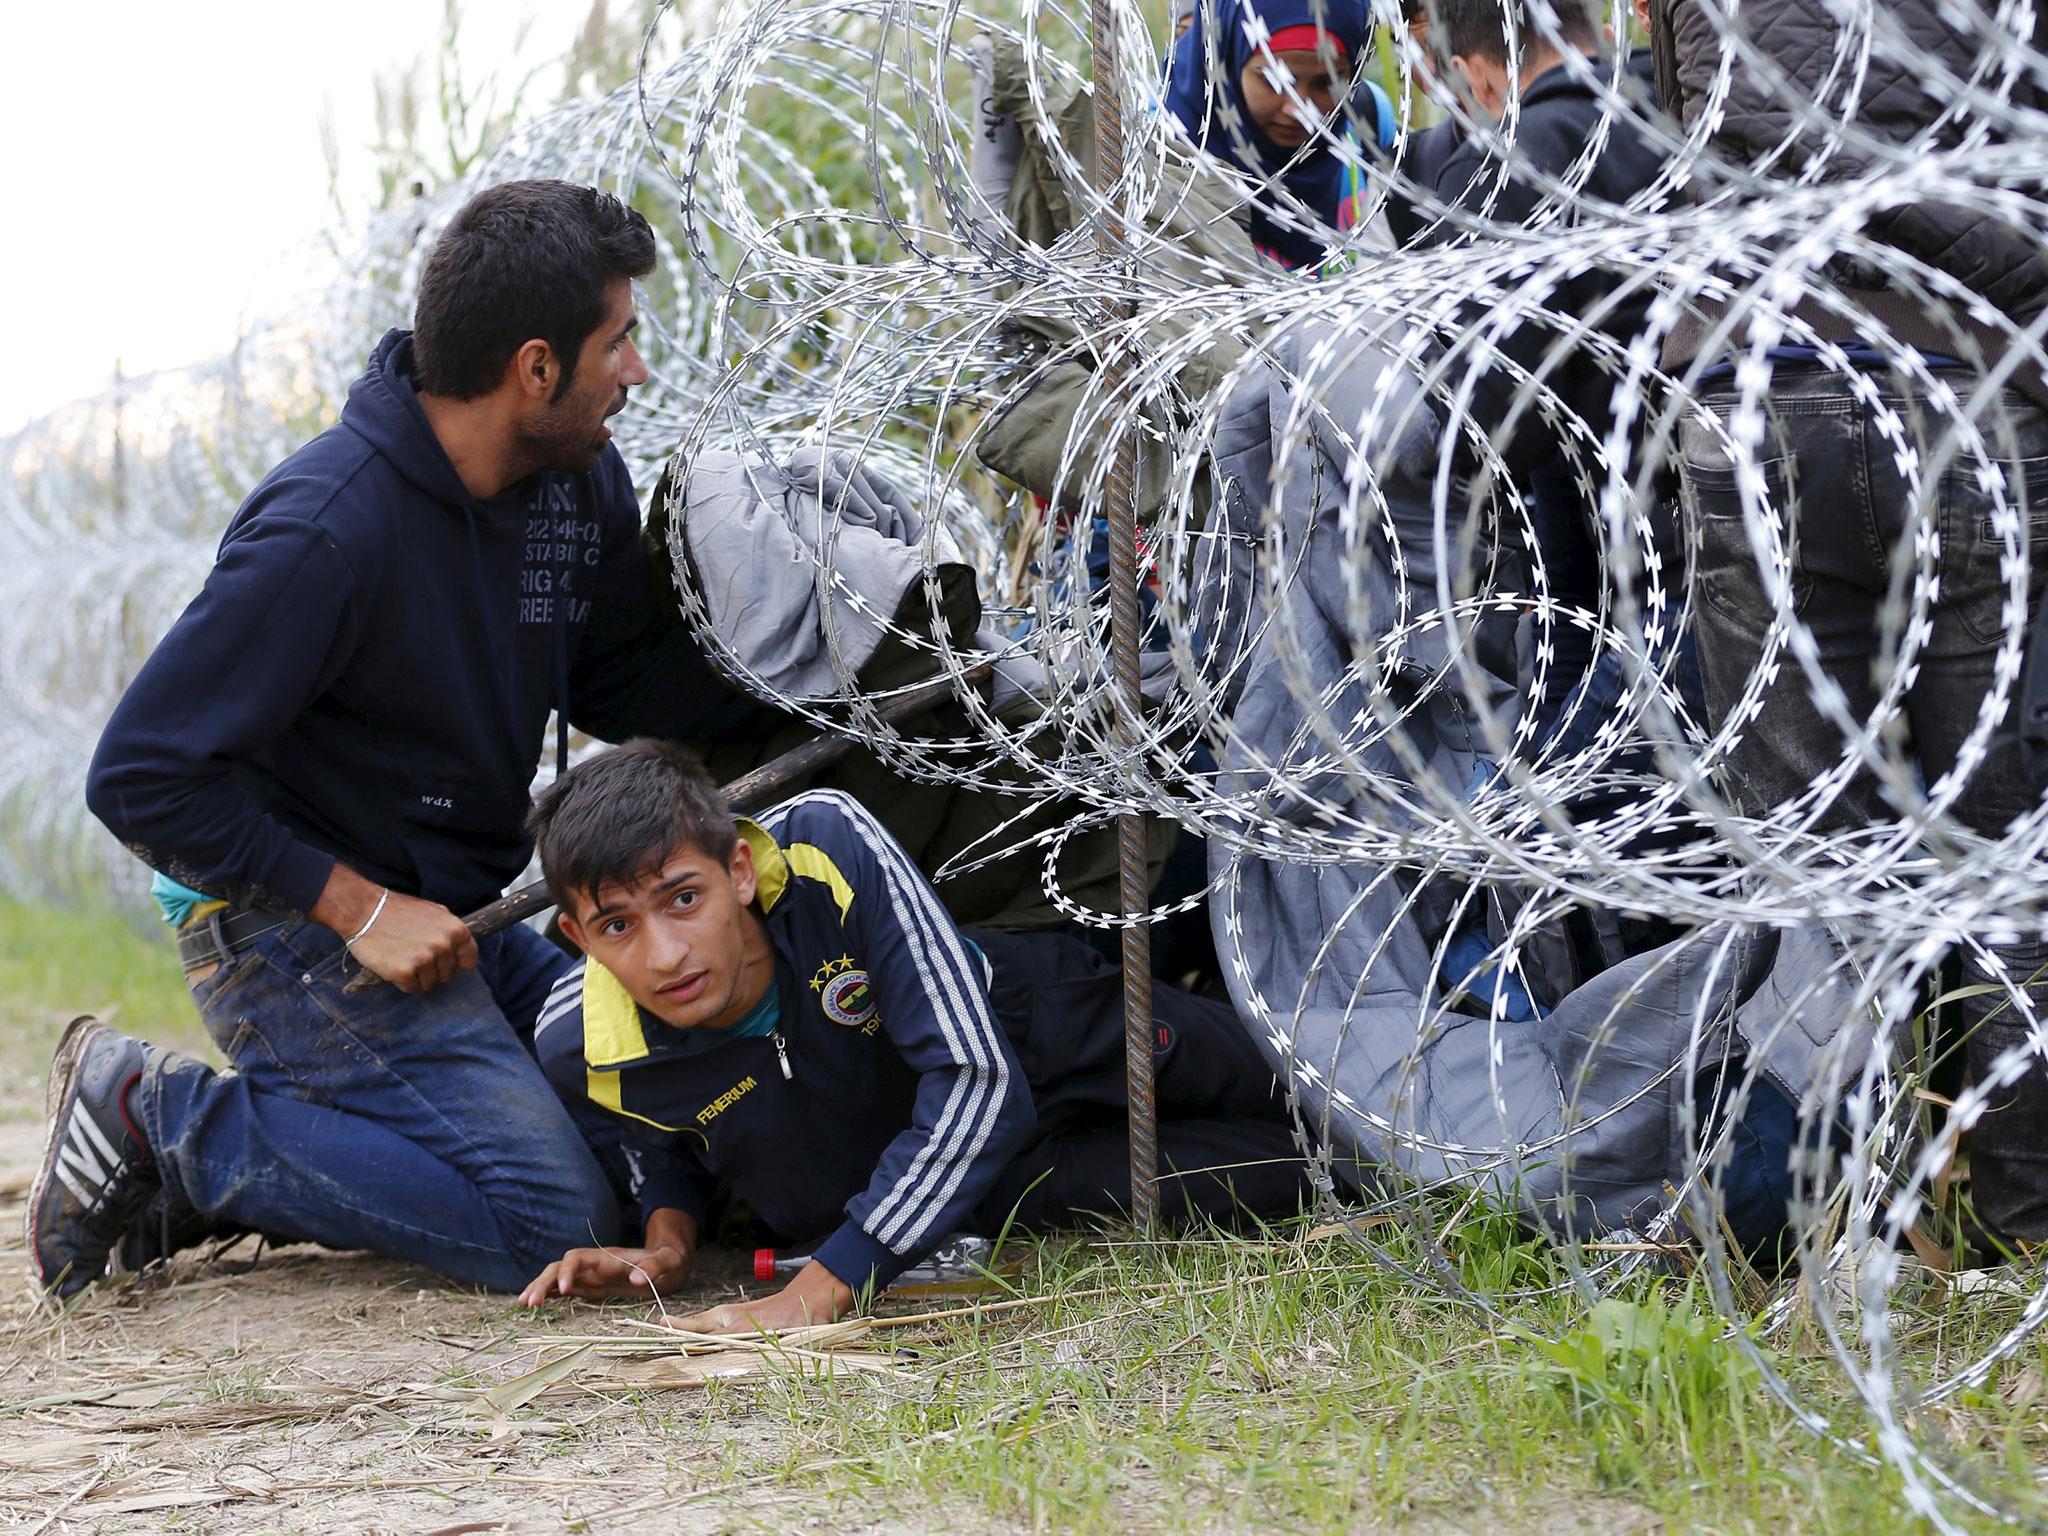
top-left (628, 1213), bottom-right (2048, 1533)
top-left (0, 899), bottom-right (212, 1115)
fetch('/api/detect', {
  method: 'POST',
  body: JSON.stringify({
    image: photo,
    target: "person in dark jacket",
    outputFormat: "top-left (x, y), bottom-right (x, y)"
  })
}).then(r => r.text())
top-left (1401, 1), bottom-right (1688, 759)
top-left (29, 181), bottom-right (767, 1299)
top-left (1650, 0), bottom-right (2048, 394)
top-left (1651, 1), bottom-right (2048, 1250)
top-left (516, 740), bottom-right (1311, 1332)
top-left (1376, 0), bottom-right (1463, 225)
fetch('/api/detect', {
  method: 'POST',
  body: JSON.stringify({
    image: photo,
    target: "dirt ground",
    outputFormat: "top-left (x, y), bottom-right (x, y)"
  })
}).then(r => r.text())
top-left (0, 1116), bottom-right (965, 1536)
top-left (0, 1113), bottom-right (1677, 1536)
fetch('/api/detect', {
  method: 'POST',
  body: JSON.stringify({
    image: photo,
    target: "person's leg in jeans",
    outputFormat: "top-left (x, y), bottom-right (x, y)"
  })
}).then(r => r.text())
top-left (1684, 371), bottom-right (2048, 1245)
top-left (1681, 373), bottom-right (1891, 825)
top-left (133, 918), bottom-right (619, 1291)
top-left (1900, 391), bottom-right (2048, 1243)
top-left (1679, 370), bottom-right (1902, 1252)
top-left (479, 922), bottom-right (633, 1211)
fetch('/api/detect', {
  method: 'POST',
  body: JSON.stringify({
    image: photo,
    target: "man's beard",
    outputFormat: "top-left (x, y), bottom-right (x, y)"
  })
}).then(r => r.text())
top-left (518, 399), bottom-right (609, 475)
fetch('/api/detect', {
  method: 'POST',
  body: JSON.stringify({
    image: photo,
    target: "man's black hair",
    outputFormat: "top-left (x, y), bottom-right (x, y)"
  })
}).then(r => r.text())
top-left (528, 738), bottom-right (740, 914)
top-left (412, 179), bottom-right (656, 403)
top-left (1430, 0), bottom-right (1600, 63)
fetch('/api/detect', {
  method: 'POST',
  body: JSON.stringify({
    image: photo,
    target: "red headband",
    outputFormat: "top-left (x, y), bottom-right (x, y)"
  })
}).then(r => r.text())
top-left (1264, 24), bottom-right (1349, 57)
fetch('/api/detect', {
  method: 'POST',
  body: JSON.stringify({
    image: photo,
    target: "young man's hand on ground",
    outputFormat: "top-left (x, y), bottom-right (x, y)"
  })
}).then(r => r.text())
top-left (519, 1243), bottom-right (691, 1305)
top-left (663, 1259), bottom-right (856, 1335)
top-left (519, 1209), bottom-right (696, 1306)
top-left (312, 863), bottom-right (477, 993)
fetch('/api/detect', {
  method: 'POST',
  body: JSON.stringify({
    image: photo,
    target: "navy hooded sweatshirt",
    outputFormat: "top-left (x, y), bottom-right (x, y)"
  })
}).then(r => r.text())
top-left (86, 329), bottom-right (762, 918)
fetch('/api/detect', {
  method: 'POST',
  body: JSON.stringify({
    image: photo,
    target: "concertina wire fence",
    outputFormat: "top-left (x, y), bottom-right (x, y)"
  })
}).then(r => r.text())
top-left (3, 1), bottom-right (2047, 1523)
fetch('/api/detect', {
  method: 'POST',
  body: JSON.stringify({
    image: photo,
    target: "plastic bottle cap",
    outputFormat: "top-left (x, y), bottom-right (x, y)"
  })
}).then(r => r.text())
top-left (754, 1247), bottom-right (775, 1281)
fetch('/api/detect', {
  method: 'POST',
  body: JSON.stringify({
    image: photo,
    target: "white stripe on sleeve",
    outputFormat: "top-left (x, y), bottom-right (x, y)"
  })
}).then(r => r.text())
top-left (775, 792), bottom-right (1012, 1253)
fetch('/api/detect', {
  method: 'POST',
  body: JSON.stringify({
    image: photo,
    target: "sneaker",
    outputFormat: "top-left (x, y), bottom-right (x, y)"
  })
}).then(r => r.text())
top-left (26, 1016), bottom-right (162, 1299)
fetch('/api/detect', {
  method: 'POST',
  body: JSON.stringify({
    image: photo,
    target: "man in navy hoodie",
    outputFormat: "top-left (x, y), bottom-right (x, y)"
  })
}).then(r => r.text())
top-left (29, 180), bottom-right (762, 1298)
top-left (1395, 3), bottom-right (1684, 759)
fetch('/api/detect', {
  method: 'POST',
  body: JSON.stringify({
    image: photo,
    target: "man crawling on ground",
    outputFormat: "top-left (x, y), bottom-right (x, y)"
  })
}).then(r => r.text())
top-left (517, 738), bottom-right (1311, 1332)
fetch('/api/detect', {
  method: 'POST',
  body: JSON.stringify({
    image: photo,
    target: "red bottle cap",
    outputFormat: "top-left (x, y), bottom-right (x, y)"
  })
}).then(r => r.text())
top-left (754, 1247), bottom-right (775, 1281)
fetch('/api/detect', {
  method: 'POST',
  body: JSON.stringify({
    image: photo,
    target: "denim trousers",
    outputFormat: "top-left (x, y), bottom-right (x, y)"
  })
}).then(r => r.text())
top-left (135, 919), bottom-right (620, 1291)
top-left (1679, 367), bottom-right (2048, 1241)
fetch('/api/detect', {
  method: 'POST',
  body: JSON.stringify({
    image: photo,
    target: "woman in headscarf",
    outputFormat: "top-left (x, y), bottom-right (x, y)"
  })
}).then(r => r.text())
top-left (1163, 0), bottom-right (1388, 268)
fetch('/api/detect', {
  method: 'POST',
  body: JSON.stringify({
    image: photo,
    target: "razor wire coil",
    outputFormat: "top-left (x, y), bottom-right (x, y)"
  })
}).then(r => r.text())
top-left (5, 1), bottom-right (2048, 1523)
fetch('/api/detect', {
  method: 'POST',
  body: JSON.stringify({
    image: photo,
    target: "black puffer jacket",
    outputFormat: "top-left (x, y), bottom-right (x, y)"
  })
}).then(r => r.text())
top-left (1650, 0), bottom-right (2048, 387)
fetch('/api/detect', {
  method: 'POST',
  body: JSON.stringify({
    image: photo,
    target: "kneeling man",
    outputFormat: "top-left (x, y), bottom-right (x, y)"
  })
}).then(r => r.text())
top-left (30, 181), bottom-right (763, 1301)
top-left (520, 740), bottom-right (1310, 1330)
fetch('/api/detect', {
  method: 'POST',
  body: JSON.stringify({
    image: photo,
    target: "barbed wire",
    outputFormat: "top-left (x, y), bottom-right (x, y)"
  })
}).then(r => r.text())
top-left (4, 0), bottom-right (2048, 1520)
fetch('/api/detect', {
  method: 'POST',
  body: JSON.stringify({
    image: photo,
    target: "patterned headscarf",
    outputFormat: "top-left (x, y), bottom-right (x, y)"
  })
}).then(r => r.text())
top-left (1164, 0), bottom-right (1378, 267)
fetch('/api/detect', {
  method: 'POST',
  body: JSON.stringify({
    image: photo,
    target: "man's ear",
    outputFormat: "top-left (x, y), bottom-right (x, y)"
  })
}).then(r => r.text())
top-left (556, 909), bottom-right (592, 954)
top-left (728, 837), bottom-right (758, 908)
top-left (512, 337), bottom-right (557, 402)
top-left (1450, 52), bottom-right (1506, 117)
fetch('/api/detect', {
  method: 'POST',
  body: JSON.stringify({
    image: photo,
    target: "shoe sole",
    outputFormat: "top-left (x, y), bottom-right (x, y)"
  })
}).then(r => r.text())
top-left (24, 1015), bottom-right (107, 1296)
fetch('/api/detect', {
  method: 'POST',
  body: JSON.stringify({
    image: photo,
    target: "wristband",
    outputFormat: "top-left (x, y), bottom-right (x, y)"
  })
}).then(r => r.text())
top-left (346, 887), bottom-right (390, 947)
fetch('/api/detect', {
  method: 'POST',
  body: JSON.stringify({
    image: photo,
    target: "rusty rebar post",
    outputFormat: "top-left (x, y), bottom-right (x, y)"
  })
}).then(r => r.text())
top-left (1087, 0), bottom-right (1159, 1230)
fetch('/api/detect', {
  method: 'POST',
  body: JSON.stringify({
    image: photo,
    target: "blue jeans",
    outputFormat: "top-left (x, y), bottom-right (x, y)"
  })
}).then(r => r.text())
top-left (134, 920), bottom-right (619, 1292)
top-left (1692, 1053), bottom-right (1819, 1271)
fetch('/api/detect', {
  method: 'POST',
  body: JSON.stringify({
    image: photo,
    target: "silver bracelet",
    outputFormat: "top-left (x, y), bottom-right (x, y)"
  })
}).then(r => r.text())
top-left (346, 887), bottom-right (390, 947)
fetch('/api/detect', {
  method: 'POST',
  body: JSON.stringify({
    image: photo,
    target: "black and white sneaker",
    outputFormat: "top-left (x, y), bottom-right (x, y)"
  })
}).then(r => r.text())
top-left (26, 1016), bottom-right (162, 1300)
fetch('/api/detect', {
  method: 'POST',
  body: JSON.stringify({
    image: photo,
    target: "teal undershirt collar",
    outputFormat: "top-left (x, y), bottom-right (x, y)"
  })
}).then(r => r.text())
top-left (723, 983), bottom-right (780, 1039)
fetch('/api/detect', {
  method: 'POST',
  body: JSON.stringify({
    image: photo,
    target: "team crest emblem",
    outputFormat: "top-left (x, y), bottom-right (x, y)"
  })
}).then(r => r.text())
top-left (820, 969), bottom-right (876, 1028)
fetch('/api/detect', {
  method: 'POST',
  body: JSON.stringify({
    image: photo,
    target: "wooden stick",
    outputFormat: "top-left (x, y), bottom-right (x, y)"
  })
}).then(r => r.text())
top-left (23, 1471), bottom-right (105, 1536)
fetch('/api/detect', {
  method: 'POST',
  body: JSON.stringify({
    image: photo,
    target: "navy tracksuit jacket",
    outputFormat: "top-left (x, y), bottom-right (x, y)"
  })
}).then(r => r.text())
top-left (535, 792), bottom-right (1308, 1295)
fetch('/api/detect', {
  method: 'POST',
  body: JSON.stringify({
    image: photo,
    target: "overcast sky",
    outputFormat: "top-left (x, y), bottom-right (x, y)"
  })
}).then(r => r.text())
top-left (0, 0), bottom-right (598, 435)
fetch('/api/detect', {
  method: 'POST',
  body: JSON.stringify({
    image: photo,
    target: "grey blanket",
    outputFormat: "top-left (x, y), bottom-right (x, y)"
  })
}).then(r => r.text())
top-left (678, 445), bottom-right (976, 703)
top-left (1206, 321), bottom-right (1879, 1238)
top-left (659, 444), bottom-right (1180, 931)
